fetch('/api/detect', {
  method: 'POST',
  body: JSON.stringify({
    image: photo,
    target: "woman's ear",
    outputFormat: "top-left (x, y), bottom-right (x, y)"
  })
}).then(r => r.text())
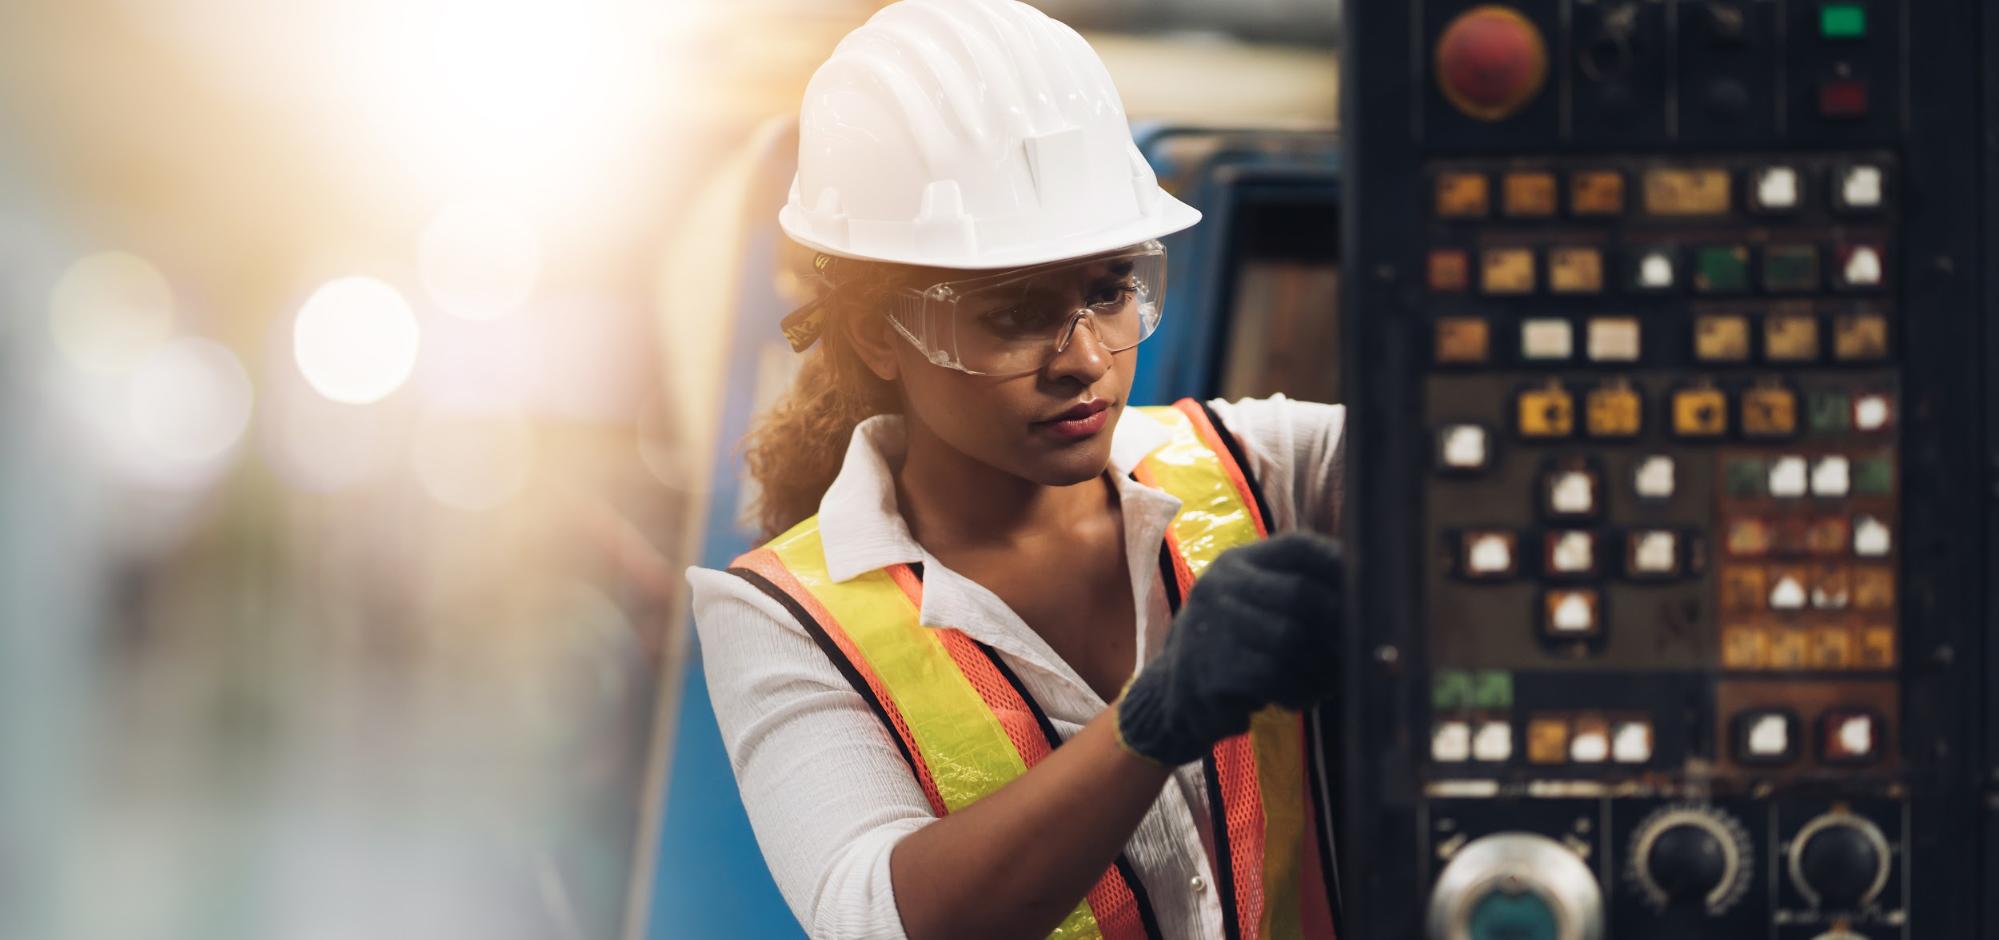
top-left (843, 306), bottom-right (902, 383)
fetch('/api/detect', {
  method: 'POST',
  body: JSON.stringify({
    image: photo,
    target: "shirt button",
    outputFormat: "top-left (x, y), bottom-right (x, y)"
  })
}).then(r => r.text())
top-left (1190, 875), bottom-right (1207, 894)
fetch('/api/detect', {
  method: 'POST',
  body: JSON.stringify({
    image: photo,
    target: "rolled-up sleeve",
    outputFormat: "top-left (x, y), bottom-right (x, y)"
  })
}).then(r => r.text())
top-left (686, 566), bottom-right (936, 939)
top-left (1204, 394), bottom-right (1347, 536)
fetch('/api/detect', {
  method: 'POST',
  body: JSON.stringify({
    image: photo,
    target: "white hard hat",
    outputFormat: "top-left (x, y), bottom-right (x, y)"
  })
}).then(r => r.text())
top-left (779, 0), bottom-right (1202, 271)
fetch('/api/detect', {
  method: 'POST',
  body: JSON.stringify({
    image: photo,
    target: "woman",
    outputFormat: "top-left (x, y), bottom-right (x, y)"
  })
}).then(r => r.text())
top-left (687, 2), bottom-right (1346, 937)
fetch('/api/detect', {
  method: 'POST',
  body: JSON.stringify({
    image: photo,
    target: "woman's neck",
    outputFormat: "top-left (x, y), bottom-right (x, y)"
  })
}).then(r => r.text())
top-left (893, 418), bottom-right (1113, 552)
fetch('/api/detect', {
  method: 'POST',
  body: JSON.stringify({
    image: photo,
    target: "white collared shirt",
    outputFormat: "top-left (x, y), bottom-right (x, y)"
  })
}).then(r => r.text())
top-left (685, 396), bottom-right (1345, 939)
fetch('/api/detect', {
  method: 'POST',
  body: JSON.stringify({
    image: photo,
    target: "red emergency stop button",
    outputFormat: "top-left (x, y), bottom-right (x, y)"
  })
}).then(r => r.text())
top-left (1436, 5), bottom-right (1549, 122)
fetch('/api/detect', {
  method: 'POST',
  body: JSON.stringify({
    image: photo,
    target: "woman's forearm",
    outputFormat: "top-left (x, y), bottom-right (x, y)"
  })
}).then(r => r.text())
top-left (887, 707), bottom-right (1172, 940)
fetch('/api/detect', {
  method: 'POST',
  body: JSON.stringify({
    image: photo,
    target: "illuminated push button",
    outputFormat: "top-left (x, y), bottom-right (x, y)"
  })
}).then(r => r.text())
top-left (1463, 530), bottom-right (1520, 579)
top-left (1436, 172), bottom-right (1493, 218)
top-left (1546, 530), bottom-right (1598, 577)
top-left (1483, 248), bottom-right (1538, 294)
top-left (1521, 318), bottom-right (1574, 360)
top-left (1436, 317), bottom-right (1492, 364)
top-left (1695, 315), bottom-right (1752, 363)
top-left (1631, 248), bottom-right (1679, 292)
top-left (1643, 168), bottom-right (1732, 216)
top-left (1806, 517), bottom-right (1852, 556)
top-left (1570, 170), bottom-right (1626, 216)
top-left (1764, 314), bottom-right (1821, 362)
top-left (1820, 1), bottom-right (1868, 39)
top-left (1518, 383), bottom-right (1576, 439)
top-left (1586, 317), bottom-right (1640, 362)
top-left (1836, 244), bottom-right (1886, 290)
top-left (1544, 465), bottom-right (1599, 518)
top-left (1812, 568), bottom-right (1852, 610)
top-left (1833, 314), bottom-right (1890, 361)
top-left (1429, 249), bottom-right (1472, 292)
top-left (1809, 391), bottom-right (1852, 435)
top-left (1612, 720), bottom-right (1653, 764)
top-left (1634, 455), bottom-right (1676, 500)
top-left (1549, 247), bottom-right (1605, 294)
top-left (1569, 718), bottom-right (1609, 764)
top-left (1585, 381), bottom-right (1642, 438)
top-left (1473, 720), bottom-right (1514, 762)
top-left (1439, 423), bottom-right (1492, 472)
top-left (1726, 518), bottom-right (1775, 556)
top-left (1528, 718), bottom-right (1570, 764)
top-left (1741, 384), bottom-right (1800, 439)
top-left (1769, 627), bottom-right (1811, 669)
top-left (1810, 456), bottom-right (1852, 497)
top-left (1762, 244), bottom-right (1822, 293)
top-left (1837, 164), bottom-right (1886, 211)
top-left (1819, 79), bottom-right (1869, 119)
top-left (1769, 456), bottom-right (1810, 498)
top-left (1853, 455), bottom-right (1894, 494)
top-left (1435, 6), bottom-right (1550, 122)
top-left (1853, 515), bottom-right (1892, 557)
top-left (1811, 626), bottom-right (1856, 666)
top-left (1853, 568), bottom-right (1895, 609)
top-left (1725, 458), bottom-right (1767, 498)
top-left (1735, 709), bottom-right (1798, 763)
top-left (1672, 387), bottom-right (1729, 438)
top-left (1433, 721), bottom-right (1473, 763)
top-left (1769, 570), bottom-right (1809, 610)
top-left (1723, 626), bottom-right (1770, 669)
top-left (1852, 393), bottom-right (1893, 432)
top-left (1628, 530), bottom-right (1681, 578)
top-left (1694, 245), bottom-right (1752, 293)
top-left (1858, 626), bottom-right (1897, 668)
top-left (1819, 711), bottom-right (1879, 764)
top-left (1750, 165), bottom-right (1803, 213)
top-left (1544, 589), bottom-right (1601, 637)
top-left (1503, 171), bottom-right (1560, 218)
top-left (1721, 567), bottom-right (1768, 612)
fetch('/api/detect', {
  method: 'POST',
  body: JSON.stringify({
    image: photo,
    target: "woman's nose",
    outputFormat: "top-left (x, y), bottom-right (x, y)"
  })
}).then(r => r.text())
top-left (1045, 311), bottom-right (1113, 380)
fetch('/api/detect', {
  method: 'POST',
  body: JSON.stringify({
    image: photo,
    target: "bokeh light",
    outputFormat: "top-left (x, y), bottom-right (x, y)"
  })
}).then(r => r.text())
top-left (419, 201), bottom-right (542, 321)
top-left (292, 276), bottom-right (421, 405)
top-left (411, 408), bottom-right (539, 511)
top-left (48, 251), bottom-right (174, 375)
top-left (125, 338), bottom-right (254, 466)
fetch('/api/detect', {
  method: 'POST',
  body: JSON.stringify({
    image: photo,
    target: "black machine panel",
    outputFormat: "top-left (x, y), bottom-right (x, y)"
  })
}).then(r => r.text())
top-left (1334, 2), bottom-right (1991, 938)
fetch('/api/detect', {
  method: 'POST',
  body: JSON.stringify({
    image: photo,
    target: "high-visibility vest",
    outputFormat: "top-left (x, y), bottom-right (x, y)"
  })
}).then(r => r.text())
top-left (729, 398), bottom-right (1337, 940)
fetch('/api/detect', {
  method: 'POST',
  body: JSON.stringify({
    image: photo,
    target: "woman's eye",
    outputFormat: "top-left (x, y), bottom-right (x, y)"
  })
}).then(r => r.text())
top-left (1087, 281), bottom-right (1140, 308)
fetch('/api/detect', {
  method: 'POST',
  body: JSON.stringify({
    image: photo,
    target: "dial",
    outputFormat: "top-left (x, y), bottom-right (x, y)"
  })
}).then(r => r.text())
top-left (1626, 805), bottom-right (1753, 914)
top-left (1789, 812), bottom-right (1892, 911)
top-left (1428, 833), bottom-right (1605, 940)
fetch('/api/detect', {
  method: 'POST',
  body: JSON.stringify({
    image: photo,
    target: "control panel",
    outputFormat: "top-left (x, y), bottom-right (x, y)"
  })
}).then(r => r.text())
top-left (1334, 2), bottom-right (1992, 939)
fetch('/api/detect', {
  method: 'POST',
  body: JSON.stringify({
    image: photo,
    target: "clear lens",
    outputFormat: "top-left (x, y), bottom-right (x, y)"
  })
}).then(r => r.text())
top-left (885, 242), bottom-right (1167, 375)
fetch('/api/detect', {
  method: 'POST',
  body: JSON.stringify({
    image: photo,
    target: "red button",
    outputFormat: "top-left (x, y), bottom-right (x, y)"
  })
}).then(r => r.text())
top-left (1819, 79), bottom-right (1870, 119)
top-left (1436, 5), bottom-right (1549, 122)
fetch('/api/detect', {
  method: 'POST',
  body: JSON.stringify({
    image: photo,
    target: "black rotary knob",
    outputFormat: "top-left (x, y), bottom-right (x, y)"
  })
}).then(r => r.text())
top-left (1795, 820), bottom-right (1886, 909)
top-left (1646, 824), bottom-right (1728, 904)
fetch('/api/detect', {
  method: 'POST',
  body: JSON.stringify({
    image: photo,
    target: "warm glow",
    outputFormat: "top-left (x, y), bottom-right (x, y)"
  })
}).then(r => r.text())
top-left (293, 277), bottom-right (421, 405)
top-left (410, 409), bottom-right (538, 510)
top-left (126, 338), bottom-right (255, 466)
top-left (49, 251), bottom-right (175, 374)
top-left (419, 201), bottom-right (542, 321)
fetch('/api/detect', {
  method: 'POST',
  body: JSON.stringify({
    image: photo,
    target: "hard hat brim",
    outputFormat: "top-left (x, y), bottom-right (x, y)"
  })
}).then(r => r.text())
top-left (779, 192), bottom-right (1203, 273)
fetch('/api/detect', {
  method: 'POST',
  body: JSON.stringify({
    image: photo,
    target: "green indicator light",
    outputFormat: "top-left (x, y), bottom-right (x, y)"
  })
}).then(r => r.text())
top-left (1433, 671), bottom-right (1474, 710)
top-left (1471, 671), bottom-right (1514, 710)
top-left (1853, 456), bottom-right (1895, 495)
top-left (1695, 246), bottom-right (1751, 293)
top-left (1821, 3), bottom-right (1867, 39)
top-left (1808, 392), bottom-right (1852, 435)
top-left (1725, 458), bottom-right (1768, 498)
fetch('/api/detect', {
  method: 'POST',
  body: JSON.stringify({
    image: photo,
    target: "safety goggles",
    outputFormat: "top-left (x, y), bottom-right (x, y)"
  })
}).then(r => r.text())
top-left (881, 241), bottom-right (1168, 377)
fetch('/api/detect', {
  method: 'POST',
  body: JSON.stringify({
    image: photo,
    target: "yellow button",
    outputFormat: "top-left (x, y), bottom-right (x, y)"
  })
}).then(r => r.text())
top-left (1695, 316), bottom-right (1751, 362)
top-left (1853, 567), bottom-right (1895, 609)
top-left (1548, 246), bottom-right (1604, 294)
top-left (1429, 249), bottom-right (1471, 292)
top-left (1586, 382), bottom-right (1643, 438)
top-left (1528, 718), bottom-right (1570, 764)
top-left (1721, 566), bottom-right (1767, 612)
top-left (1435, 317), bottom-right (1491, 363)
top-left (1518, 383), bottom-right (1575, 438)
top-left (1436, 172), bottom-right (1491, 218)
top-left (1503, 171), bottom-right (1559, 217)
top-left (1764, 314), bottom-right (1821, 362)
top-left (1741, 384), bottom-right (1799, 438)
top-left (1810, 627), bottom-right (1854, 670)
top-left (1722, 625), bottom-right (1769, 670)
top-left (1643, 168), bottom-right (1732, 216)
top-left (1570, 170), bottom-right (1625, 216)
top-left (1672, 386), bottom-right (1729, 437)
top-left (1768, 627), bottom-right (1810, 670)
top-left (1834, 313), bottom-right (1891, 361)
top-left (1858, 626), bottom-right (1897, 668)
top-left (1481, 248), bottom-right (1537, 294)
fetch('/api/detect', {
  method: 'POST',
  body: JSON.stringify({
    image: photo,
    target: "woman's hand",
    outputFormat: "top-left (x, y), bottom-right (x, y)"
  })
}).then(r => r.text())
top-left (1116, 532), bottom-right (1345, 766)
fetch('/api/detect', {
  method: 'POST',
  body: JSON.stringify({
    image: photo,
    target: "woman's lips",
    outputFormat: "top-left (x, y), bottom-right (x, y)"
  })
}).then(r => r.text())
top-left (1034, 399), bottom-right (1111, 441)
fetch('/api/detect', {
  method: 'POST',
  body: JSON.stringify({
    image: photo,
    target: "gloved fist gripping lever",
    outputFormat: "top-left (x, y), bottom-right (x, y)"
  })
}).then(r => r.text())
top-left (1115, 532), bottom-right (1346, 767)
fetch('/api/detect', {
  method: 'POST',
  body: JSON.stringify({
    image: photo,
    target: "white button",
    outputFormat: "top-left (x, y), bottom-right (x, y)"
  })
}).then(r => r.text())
top-left (1770, 573), bottom-right (1807, 610)
top-left (1854, 515), bottom-right (1892, 557)
top-left (1836, 715), bottom-right (1874, 758)
top-left (1755, 166), bottom-right (1801, 210)
top-left (1843, 246), bottom-right (1884, 286)
top-left (1473, 721), bottom-right (1513, 762)
top-left (1467, 533), bottom-right (1515, 575)
top-left (1638, 251), bottom-right (1675, 289)
top-left (1587, 318), bottom-right (1641, 361)
top-left (1441, 424), bottom-right (1489, 470)
top-left (1522, 319), bottom-right (1574, 360)
top-left (1842, 165), bottom-right (1884, 209)
top-left (1747, 713), bottom-right (1790, 757)
top-left (1854, 394), bottom-right (1892, 431)
top-left (1634, 455), bottom-right (1675, 499)
top-left (1432, 722), bottom-right (1472, 762)
top-left (1570, 728), bottom-right (1609, 763)
top-left (1612, 721), bottom-right (1653, 763)
top-left (1550, 471), bottom-right (1596, 515)
top-left (1549, 531), bottom-right (1595, 574)
top-left (1631, 530), bottom-right (1678, 574)
top-left (1812, 580), bottom-right (1850, 609)
top-left (1769, 456), bottom-right (1809, 498)
top-left (1550, 592), bottom-right (1596, 633)
top-left (1811, 456), bottom-right (1851, 497)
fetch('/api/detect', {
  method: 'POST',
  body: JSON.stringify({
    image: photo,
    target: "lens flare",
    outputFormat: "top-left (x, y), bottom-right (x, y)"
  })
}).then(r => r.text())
top-left (293, 276), bottom-right (421, 405)
top-left (49, 251), bottom-right (175, 374)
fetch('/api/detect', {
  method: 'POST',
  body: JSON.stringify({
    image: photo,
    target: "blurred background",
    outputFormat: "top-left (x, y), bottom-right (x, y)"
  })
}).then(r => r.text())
top-left (0, 1), bottom-right (1343, 937)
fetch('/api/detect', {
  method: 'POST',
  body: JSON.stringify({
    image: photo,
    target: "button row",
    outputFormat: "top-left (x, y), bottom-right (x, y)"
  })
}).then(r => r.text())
top-left (1435, 312), bottom-right (1893, 366)
top-left (1724, 512), bottom-right (1895, 557)
top-left (1498, 382), bottom-right (1892, 442)
top-left (1721, 455), bottom-right (1896, 500)
top-left (1722, 623), bottom-right (1897, 672)
top-left (1721, 564), bottom-right (1895, 613)
top-left (1429, 241), bottom-right (1888, 296)
top-left (1457, 529), bottom-right (1689, 582)
top-left (1431, 714), bottom-right (1656, 766)
top-left (1733, 707), bottom-right (1884, 765)
top-left (1434, 162), bottom-right (1890, 220)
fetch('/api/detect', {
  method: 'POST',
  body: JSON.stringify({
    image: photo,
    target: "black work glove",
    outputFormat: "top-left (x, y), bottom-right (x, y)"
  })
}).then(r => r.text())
top-left (1115, 532), bottom-right (1345, 767)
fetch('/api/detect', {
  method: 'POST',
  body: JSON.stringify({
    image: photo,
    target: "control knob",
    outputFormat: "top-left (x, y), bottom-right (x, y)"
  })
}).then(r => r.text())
top-left (1789, 811), bottom-right (1892, 911)
top-left (1427, 833), bottom-right (1604, 940)
top-left (1435, 6), bottom-right (1549, 122)
top-left (1627, 805), bottom-right (1753, 914)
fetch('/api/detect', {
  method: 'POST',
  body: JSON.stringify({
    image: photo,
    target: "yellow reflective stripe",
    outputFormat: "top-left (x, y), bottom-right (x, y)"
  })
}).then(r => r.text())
top-left (1135, 406), bottom-right (1262, 580)
top-left (1250, 707), bottom-right (1306, 940)
top-left (764, 522), bottom-right (1104, 940)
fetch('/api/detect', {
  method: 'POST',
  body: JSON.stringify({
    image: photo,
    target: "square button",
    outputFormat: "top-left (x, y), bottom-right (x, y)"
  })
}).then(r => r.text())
top-left (1858, 626), bottom-right (1897, 668)
top-left (1811, 456), bottom-right (1851, 497)
top-left (1811, 566), bottom-right (1852, 609)
top-left (1634, 455), bottom-right (1676, 500)
top-left (1835, 243), bottom-right (1887, 290)
top-left (1585, 382), bottom-right (1643, 438)
top-left (1586, 317), bottom-right (1641, 362)
top-left (1435, 317), bottom-right (1491, 364)
top-left (1750, 165), bottom-right (1803, 213)
top-left (1735, 709), bottom-right (1799, 764)
top-left (1472, 720), bottom-right (1514, 762)
top-left (1853, 514), bottom-right (1892, 557)
top-left (1721, 566), bottom-right (1769, 612)
top-left (1435, 172), bottom-right (1490, 218)
top-left (1834, 313), bottom-right (1891, 361)
top-left (1769, 627), bottom-right (1811, 668)
top-left (1835, 163), bottom-right (1886, 211)
top-left (1643, 168), bottom-right (1731, 216)
top-left (1695, 315), bottom-right (1752, 362)
top-left (1503, 171), bottom-right (1559, 218)
top-left (1819, 79), bottom-right (1870, 119)
top-left (1569, 717), bottom-right (1610, 763)
top-left (1769, 455), bottom-right (1810, 498)
top-left (1549, 246), bottom-right (1605, 294)
top-left (1853, 393), bottom-right (1894, 432)
top-left (1543, 463), bottom-right (1600, 518)
top-left (1545, 530), bottom-right (1598, 578)
top-left (1694, 245), bottom-right (1752, 293)
top-left (1432, 721), bottom-right (1472, 763)
top-left (1438, 423), bottom-right (1492, 472)
top-left (1853, 454), bottom-right (1895, 494)
top-left (1762, 244), bottom-right (1821, 292)
top-left (1543, 589), bottom-right (1602, 637)
top-left (1820, 1), bottom-right (1867, 39)
top-left (1627, 530), bottom-right (1682, 578)
top-left (1528, 718), bottom-right (1570, 764)
top-left (1672, 387), bottom-right (1729, 438)
top-left (1482, 248), bottom-right (1537, 294)
top-left (1742, 385), bottom-right (1800, 438)
top-left (1805, 516), bottom-right (1852, 556)
top-left (1769, 567), bottom-right (1809, 609)
top-left (1518, 384), bottom-right (1576, 439)
top-left (1461, 530), bottom-right (1519, 579)
top-left (1764, 313), bottom-right (1821, 361)
top-left (1629, 247), bottom-right (1679, 292)
top-left (1428, 249), bottom-right (1471, 292)
top-left (1725, 458), bottom-right (1768, 498)
top-left (1809, 391), bottom-right (1852, 435)
top-left (1612, 720), bottom-right (1654, 763)
top-left (1726, 517), bottom-right (1776, 556)
top-left (1819, 711), bottom-right (1880, 764)
top-left (1811, 626), bottom-right (1856, 667)
top-left (1723, 625), bottom-right (1770, 669)
top-left (1521, 318), bottom-right (1575, 361)
top-left (1570, 170), bottom-right (1626, 216)
top-left (1853, 567), bottom-right (1895, 609)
